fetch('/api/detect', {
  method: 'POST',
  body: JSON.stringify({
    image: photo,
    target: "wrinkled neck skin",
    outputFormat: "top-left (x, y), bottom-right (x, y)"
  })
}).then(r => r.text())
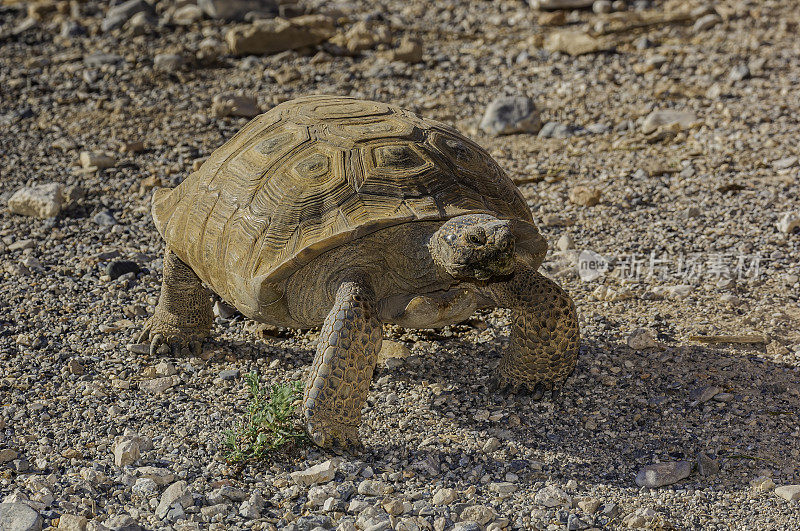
top-left (286, 222), bottom-right (454, 325)
top-left (285, 215), bottom-right (535, 327)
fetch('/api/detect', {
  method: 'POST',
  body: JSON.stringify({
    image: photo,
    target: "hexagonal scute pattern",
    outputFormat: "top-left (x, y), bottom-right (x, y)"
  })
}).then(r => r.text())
top-left (152, 95), bottom-right (532, 304)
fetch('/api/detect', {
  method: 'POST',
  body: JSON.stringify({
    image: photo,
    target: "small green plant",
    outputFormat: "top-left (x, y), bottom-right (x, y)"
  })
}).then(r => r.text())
top-left (223, 373), bottom-right (308, 464)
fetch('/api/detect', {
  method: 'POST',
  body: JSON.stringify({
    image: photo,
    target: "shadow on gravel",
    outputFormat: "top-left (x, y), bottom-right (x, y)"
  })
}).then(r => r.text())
top-left (366, 333), bottom-right (800, 490)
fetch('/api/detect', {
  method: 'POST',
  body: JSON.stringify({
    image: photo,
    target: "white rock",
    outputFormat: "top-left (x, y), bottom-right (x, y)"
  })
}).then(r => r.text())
top-left (112, 438), bottom-right (140, 467)
top-left (488, 482), bottom-right (517, 497)
top-left (8, 184), bottom-right (63, 218)
top-left (591, 285), bottom-right (632, 302)
top-left (460, 505), bottom-right (496, 525)
top-left (154, 361), bottom-right (177, 377)
top-left (772, 156), bottom-right (798, 170)
top-left (750, 476), bottom-right (776, 492)
top-left (693, 13), bottom-right (721, 32)
top-left (0, 503), bottom-right (42, 531)
top-left (627, 328), bottom-right (659, 350)
top-left (777, 212), bottom-right (800, 234)
top-left (635, 462), bottom-right (692, 488)
top-left (290, 459), bottom-right (339, 486)
top-left (2, 492), bottom-right (29, 505)
top-left (212, 93), bottom-right (260, 118)
top-left (357, 479), bottom-right (391, 496)
top-left (641, 110), bottom-right (697, 134)
top-left (57, 513), bottom-right (88, 531)
top-left (197, 37), bottom-right (224, 64)
top-left (576, 250), bottom-right (609, 281)
top-left (720, 293), bottom-right (741, 306)
top-left (200, 503), bottom-right (229, 518)
top-left (482, 437), bottom-right (501, 453)
top-left (132, 477), bottom-right (159, 497)
top-left (534, 485), bottom-right (572, 507)
top-left (592, 0), bottom-right (612, 14)
top-left (225, 16), bottom-right (335, 56)
top-left (124, 431), bottom-right (154, 451)
top-left (153, 53), bottom-right (184, 71)
top-left (139, 376), bottom-right (177, 394)
top-left (199, 0), bottom-right (272, 20)
top-left (308, 484), bottom-right (338, 506)
top-left (79, 151), bottom-right (116, 170)
top-left (0, 449), bottom-right (18, 463)
top-left (30, 489), bottom-right (53, 508)
top-left (208, 485), bottom-right (247, 503)
top-left (155, 481), bottom-right (192, 519)
top-left (578, 498), bottom-right (602, 514)
top-left (544, 30), bottom-right (611, 56)
top-left (239, 492), bottom-right (265, 519)
top-left (479, 96), bottom-right (541, 136)
top-left (530, 0), bottom-right (594, 9)
top-left (172, 5), bottom-right (203, 25)
top-left (622, 507), bottom-right (660, 528)
top-left (653, 284), bottom-right (693, 299)
top-left (556, 233), bottom-right (575, 251)
top-left (348, 499), bottom-right (370, 513)
top-left (432, 487), bottom-right (457, 505)
top-left (775, 485), bottom-right (800, 502)
top-left (213, 300), bottom-right (237, 319)
top-left (136, 466), bottom-right (175, 487)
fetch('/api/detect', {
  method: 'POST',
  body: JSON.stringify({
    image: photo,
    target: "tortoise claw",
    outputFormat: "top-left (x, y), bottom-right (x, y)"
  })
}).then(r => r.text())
top-left (550, 385), bottom-right (562, 401)
top-left (489, 373), bottom-right (519, 395)
top-left (169, 339), bottom-right (182, 357)
top-left (150, 334), bottom-right (165, 356)
top-left (306, 418), bottom-right (362, 452)
top-left (189, 340), bottom-right (202, 356)
top-left (136, 311), bottom-right (210, 358)
top-left (531, 383), bottom-right (545, 401)
top-left (135, 326), bottom-right (151, 344)
top-left (493, 370), bottom-right (562, 401)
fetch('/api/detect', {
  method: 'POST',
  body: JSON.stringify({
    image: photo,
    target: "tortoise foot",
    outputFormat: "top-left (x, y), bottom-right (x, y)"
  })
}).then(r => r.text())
top-left (491, 370), bottom-right (562, 401)
top-left (305, 417), bottom-right (362, 450)
top-left (135, 308), bottom-right (207, 357)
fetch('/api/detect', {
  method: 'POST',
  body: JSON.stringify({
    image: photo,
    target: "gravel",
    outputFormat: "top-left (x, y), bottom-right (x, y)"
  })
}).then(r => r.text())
top-left (1, 0), bottom-right (800, 529)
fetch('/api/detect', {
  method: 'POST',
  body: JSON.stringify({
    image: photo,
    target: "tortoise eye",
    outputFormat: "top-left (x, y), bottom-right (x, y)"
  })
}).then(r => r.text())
top-left (467, 231), bottom-right (486, 245)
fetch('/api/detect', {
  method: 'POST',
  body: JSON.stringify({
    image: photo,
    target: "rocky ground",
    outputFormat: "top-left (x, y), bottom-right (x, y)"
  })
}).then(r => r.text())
top-left (1, 0), bottom-right (800, 530)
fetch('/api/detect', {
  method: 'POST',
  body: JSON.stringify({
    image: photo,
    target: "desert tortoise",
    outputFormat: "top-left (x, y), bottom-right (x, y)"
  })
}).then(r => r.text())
top-left (137, 95), bottom-right (579, 448)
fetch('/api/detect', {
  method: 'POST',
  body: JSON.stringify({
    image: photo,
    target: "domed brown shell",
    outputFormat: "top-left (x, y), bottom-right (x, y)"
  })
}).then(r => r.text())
top-left (152, 95), bottom-right (534, 307)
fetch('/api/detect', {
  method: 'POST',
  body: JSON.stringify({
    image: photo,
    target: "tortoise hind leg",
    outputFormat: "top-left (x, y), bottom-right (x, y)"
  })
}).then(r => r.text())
top-left (303, 278), bottom-right (382, 449)
top-left (484, 266), bottom-right (579, 398)
top-left (136, 248), bottom-right (213, 356)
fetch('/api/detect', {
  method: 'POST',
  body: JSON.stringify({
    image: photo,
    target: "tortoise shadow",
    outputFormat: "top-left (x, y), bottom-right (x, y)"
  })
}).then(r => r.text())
top-left (361, 333), bottom-right (800, 492)
top-left (216, 318), bottom-right (799, 495)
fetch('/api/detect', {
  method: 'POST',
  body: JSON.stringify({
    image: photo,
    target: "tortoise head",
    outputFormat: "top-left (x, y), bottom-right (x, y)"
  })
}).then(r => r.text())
top-left (430, 214), bottom-right (516, 281)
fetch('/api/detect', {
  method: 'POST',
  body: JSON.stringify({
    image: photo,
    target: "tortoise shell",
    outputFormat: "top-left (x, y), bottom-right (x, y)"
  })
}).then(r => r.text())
top-left (152, 95), bottom-right (533, 308)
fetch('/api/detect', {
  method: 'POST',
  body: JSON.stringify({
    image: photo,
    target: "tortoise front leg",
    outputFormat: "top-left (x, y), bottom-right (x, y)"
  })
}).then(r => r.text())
top-left (304, 279), bottom-right (382, 449)
top-left (484, 266), bottom-right (579, 398)
top-left (136, 248), bottom-right (213, 356)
